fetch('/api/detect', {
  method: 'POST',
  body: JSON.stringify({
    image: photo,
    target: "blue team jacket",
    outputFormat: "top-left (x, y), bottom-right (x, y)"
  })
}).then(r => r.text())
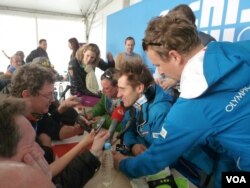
top-left (119, 40), bottom-right (250, 178)
top-left (122, 84), bottom-right (173, 148)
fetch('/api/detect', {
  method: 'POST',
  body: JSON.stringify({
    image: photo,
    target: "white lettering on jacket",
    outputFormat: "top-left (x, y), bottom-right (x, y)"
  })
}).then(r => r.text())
top-left (225, 86), bottom-right (250, 112)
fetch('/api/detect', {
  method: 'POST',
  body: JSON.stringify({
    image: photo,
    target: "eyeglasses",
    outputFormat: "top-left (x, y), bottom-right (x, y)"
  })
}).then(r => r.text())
top-left (101, 70), bottom-right (113, 81)
top-left (38, 92), bottom-right (55, 100)
top-left (142, 39), bottom-right (162, 51)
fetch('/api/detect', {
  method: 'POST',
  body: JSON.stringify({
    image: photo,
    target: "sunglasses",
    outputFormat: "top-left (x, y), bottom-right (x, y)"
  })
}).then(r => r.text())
top-left (142, 39), bottom-right (162, 51)
top-left (101, 70), bottom-right (113, 80)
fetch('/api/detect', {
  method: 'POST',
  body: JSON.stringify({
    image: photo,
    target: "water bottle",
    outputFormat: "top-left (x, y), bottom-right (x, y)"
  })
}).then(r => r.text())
top-left (101, 142), bottom-right (114, 187)
top-left (59, 83), bottom-right (63, 99)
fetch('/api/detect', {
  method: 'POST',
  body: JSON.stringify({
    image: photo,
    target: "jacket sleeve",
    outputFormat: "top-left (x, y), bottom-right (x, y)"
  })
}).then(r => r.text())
top-left (119, 103), bottom-right (210, 178)
top-left (115, 53), bottom-right (123, 70)
top-left (70, 60), bottom-right (99, 97)
top-left (70, 60), bottom-right (85, 94)
top-left (122, 111), bottom-right (140, 148)
top-left (136, 54), bottom-right (143, 63)
top-left (26, 49), bottom-right (37, 63)
top-left (91, 94), bottom-right (106, 116)
top-left (54, 150), bottom-right (100, 188)
top-left (97, 58), bottom-right (115, 71)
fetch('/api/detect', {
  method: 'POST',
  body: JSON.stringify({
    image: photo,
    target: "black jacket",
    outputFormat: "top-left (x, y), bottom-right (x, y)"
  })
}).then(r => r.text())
top-left (28, 116), bottom-right (100, 188)
top-left (97, 59), bottom-right (115, 71)
top-left (53, 151), bottom-right (100, 188)
top-left (26, 47), bottom-right (49, 63)
top-left (68, 58), bottom-right (99, 97)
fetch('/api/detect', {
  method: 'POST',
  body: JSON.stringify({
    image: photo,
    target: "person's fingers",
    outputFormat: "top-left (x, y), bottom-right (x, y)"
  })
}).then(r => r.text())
top-left (89, 129), bottom-right (95, 137)
top-left (23, 153), bottom-right (40, 169)
top-left (96, 130), bottom-right (109, 139)
top-left (23, 152), bottom-right (51, 178)
top-left (30, 150), bottom-right (51, 178)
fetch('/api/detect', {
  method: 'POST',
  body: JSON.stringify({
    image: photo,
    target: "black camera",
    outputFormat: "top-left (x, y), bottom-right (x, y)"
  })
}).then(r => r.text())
top-left (115, 144), bottom-right (130, 155)
top-left (77, 115), bottom-right (105, 133)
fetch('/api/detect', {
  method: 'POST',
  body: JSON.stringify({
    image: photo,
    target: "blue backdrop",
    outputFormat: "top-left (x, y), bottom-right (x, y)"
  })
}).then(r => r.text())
top-left (107, 0), bottom-right (250, 72)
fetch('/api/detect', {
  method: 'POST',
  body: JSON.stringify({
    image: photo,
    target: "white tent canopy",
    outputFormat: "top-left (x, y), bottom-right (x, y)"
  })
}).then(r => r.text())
top-left (0, 0), bottom-right (140, 74)
top-left (0, 0), bottom-right (112, 18)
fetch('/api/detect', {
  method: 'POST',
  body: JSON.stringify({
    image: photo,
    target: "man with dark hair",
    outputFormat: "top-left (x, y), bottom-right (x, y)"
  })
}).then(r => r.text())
top-left (26, 39), bottom-right (49, 63)
top-left (115, 36), bottom-right (143, 70)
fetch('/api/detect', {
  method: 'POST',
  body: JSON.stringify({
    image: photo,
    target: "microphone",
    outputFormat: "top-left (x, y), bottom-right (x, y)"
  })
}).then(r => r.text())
top-left (107, 105), bottom-right (125, 143)
top-left (112, 118), bottom-right (133, 145)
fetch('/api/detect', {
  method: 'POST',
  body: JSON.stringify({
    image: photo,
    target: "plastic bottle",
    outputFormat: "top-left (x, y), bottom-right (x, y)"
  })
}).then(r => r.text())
top-left (59, 83), bottom-right (63, 98)
top-left (101, 142), bottom-right (114, 187)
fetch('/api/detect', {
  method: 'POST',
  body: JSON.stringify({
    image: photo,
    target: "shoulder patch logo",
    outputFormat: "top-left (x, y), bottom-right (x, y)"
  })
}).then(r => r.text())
top-left (160, 127), bottom-right (167, 139)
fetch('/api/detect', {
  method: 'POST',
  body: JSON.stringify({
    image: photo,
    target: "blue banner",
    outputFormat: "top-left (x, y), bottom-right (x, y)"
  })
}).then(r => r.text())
top-left (107, 0), bottom-right (250, 72)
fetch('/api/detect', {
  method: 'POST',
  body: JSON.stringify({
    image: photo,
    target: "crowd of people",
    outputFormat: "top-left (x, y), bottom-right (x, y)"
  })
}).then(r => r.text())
top-left (0, 3), bottom-right (249, 188)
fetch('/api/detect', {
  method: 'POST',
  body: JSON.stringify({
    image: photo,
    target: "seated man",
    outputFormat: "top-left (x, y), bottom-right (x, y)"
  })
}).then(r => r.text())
top-left (115, 61), bottom-right (175, 186)
top-left (0, 161), bottom-right (55, 188)
top-left (5, 54), bottom-right (22, 75)
top-left (84, 68), bottom-right (123, 131)
top-left (10, 61), bottom-right (83, 163)
top-left (36, 98), bottom-right (84, 152)
top-left (6, 64), bottom-right (109, 188)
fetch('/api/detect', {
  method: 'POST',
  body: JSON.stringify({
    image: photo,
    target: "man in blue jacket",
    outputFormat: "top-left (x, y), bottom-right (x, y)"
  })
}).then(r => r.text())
top-left (116, 61), bottom-right (173, 155)
top-left (115, 60), bottom-right (175, 186)
top-left (113, 12), bottom-right (250, 187)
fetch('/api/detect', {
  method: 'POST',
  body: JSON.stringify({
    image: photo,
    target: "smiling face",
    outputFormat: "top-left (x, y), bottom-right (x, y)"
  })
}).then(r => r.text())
top-left (83, 49), bottom-right (97, 65)
top-left (117, 75), bottom-right (143, 107)
top-left (125, 39), bottom-right (135, 55)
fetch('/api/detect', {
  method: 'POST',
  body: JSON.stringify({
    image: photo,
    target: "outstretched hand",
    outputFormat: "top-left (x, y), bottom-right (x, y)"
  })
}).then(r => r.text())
top-left (90, 130), bottom-right (110, 158)
top-left (78, 129), bottom-right (96, 148)
top-left (58, 95), bottom-right (80, 113)
top-left (113, 151), bottom-right (128, 170)
top-left (131, 144), bottom-right (146, 156)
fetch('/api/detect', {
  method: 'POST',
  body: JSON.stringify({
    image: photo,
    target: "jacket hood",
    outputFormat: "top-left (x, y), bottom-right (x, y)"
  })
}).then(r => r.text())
top-left (180, 40), bottom-right (250, 99)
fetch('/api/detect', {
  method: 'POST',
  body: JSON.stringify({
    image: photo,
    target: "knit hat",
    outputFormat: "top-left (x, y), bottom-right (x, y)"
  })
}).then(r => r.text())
top-left (32, 57), bottom-right (51, 68)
